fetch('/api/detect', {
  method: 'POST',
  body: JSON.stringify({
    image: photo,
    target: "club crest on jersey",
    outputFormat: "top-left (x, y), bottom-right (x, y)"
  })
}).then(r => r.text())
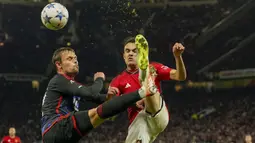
top-left (161, 65), bottom-right (169, 70)
top-left (149, 65), bottom-right (157, 77)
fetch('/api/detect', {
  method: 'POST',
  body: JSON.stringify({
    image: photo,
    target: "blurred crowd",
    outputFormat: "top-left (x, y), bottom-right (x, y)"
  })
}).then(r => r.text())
top-left (165, 91), bottom-right (254, 143)
top-left (0, 0), bottom-right (246, 76)
top-left (0, 83), bottom-right (42, 143)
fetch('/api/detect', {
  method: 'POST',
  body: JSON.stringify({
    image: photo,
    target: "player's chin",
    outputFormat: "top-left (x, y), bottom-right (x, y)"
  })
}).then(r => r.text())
top-left (74, 70), bottom-right (79, 74)
top-left (71, 69), bottom-right (79, 75)
top-left (127, 62), bottom-right (137, 67)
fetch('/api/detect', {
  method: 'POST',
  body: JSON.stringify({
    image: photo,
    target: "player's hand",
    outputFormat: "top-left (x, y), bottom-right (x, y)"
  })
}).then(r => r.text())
top-left (94, 72), bottom-right (105, 81)
top-left (172, 43), bottom-right (185, 57)
top-left (136, 99), bottom-right (145, 109)
top-left (108, 86), bottom-right (119, 95)
top-left (107, 86), bottom-right (119, 100)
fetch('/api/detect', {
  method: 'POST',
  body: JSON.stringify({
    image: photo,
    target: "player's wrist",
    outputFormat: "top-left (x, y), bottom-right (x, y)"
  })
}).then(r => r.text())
top-left (106, 94), bottom-right (113, 100)
top-left (174, 55), bottom-right (182, 58)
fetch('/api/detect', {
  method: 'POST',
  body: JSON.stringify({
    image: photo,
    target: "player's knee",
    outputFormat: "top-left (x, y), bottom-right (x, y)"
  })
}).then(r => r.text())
top-left (88, 108), bottom-right (104, 128)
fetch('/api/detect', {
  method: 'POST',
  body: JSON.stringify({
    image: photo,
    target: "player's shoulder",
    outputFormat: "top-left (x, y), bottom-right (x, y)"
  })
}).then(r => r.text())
top-left (51, 74), bottom-right (67, 81)
top-left (47, 74), bottom-right (69, 89)
top-left (150, 62), bottom-right (164, 69)
top-left (2, 136), bottom-right (7, 139)
top-left (150, 61), bottom-right (164, 66)
top-left (2, 136), bottom-right (9, 140)
top-left (112, 70), bottom-right (126, 79)
top-left (110, 70), bottom-right (129, 86)
top-left (150, 62), bottom-right (172, 70)
top-left (15, 136), bottom-right (21, 140)
top-left (49, 74), bottom-right (68, 84)
top-left (150, 62), bottom-right (171, 69)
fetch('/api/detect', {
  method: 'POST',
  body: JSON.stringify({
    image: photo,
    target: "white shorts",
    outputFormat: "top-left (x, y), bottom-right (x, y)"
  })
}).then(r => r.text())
top-left (125, 98), bottom-right (169, 143)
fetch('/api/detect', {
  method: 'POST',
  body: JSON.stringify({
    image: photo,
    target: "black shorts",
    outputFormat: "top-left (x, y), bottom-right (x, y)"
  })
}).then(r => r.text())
top-left (42, 110), bottom-right (94, 143)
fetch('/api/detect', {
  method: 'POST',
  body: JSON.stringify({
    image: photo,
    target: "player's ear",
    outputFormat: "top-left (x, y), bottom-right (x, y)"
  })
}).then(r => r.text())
top-left (55, 61), bottom-right (62, 70)
top-left (123, 51), bottom-right (126, 59)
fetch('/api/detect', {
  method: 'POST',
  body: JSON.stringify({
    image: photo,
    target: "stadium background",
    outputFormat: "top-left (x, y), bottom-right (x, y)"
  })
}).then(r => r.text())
top-left (0, 0), bottom-right (254, 142)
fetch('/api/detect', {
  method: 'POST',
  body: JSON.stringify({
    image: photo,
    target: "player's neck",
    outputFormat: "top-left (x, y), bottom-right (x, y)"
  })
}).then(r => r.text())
top-left (9, 135), bottom-right (15, 138)
top-left (58, 71), bottom-right (75, 80)
top-left (126, 66), bottom-right (138, 73)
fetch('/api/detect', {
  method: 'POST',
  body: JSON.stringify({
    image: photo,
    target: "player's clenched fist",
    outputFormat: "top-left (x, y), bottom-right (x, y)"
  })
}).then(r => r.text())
top-left (107, 86), bottom-right (119, 100)
top-left (108, 86), bottom-right (119, 95)
top-left (172, 43), bottom-right (185, 57)
top-left (136, 99), bottom-right (145, 109)
top-left (94, 72), bottom-right (105, 81)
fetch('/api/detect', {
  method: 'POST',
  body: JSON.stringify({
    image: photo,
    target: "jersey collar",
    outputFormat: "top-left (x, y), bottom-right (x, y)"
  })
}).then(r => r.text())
top-left (125, 69), bottom-right (138, 74)
top-left (59, 73), bottom-right (75, 80)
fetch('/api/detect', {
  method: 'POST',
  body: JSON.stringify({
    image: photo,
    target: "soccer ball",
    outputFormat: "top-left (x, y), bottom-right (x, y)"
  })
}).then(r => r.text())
top-left (41, 2), bottom-right (69, 30)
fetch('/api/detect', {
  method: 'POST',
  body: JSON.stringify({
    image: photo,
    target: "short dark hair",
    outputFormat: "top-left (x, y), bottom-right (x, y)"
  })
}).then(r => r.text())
top-left (123, 36), bottom-right (135, 47)
top-left (52, 47), bottom-right (74, 65)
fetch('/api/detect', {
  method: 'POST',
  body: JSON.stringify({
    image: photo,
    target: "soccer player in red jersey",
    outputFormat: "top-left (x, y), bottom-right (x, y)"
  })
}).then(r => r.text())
top-left (1, 127), bottom-right (21, 143)
top-left (108, 34), bottom-right (187, 143)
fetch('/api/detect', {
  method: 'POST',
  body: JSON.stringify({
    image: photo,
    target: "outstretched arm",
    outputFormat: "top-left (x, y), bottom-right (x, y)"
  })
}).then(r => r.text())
top-left (170, 43), bottom-right (187, 81)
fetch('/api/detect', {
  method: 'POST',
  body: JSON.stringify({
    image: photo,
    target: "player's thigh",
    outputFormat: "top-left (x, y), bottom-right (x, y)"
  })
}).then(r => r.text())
top-left (73, 110), bottom-right (95, 135)
top-left (126, 102), bottom-right (169, 143)
top-left (125, 102), bottom-right (169, 143)
top-left (43, 116), bottom-right (81, 143)
top-left (125, 111), bottom-right (151, 143)
top-left (146, 100), bottom-right (169, 135)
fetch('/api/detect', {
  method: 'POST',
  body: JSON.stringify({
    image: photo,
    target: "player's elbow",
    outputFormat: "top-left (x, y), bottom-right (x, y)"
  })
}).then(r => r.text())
top-left (173, 76), bottom-right (186, 81)
top-left (90, 87), bottom-right (103, 96)
top-left (170, 70), bottom-right (186, 81)
top-left (91, 90), bottom-right (101, 96)
top-left (106, 94), bottom-right (114, 100)
top-left (177, 76), bottom-right (186, 81)
top-left (176, 73), bottom-right (187, 81)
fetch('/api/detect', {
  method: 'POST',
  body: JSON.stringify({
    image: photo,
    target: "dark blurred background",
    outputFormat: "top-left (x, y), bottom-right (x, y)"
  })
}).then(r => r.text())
top-left (0, 0), bottom-right (254, 142)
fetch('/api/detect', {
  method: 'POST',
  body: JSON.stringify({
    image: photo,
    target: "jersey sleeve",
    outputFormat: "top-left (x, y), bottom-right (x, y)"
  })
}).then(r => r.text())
top-left (109, 76), bottom-right (121, 96)
top-left (152, 62), bottom-right (172, 81)
top-left (54, 76), bottom-right (107, 103)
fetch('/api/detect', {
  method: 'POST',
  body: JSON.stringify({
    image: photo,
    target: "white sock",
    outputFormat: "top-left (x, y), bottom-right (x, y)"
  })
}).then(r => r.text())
top-left (138, 86), bottom-right (146, 98)
top-left (138, 79), bottom-right (157, 98)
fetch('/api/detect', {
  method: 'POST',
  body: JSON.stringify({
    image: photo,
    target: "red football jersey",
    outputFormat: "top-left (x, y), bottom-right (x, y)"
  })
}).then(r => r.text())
top-left (110, 62), bottom-right (172, 124)
top-left (1, 136), bottom-right (21, 143)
